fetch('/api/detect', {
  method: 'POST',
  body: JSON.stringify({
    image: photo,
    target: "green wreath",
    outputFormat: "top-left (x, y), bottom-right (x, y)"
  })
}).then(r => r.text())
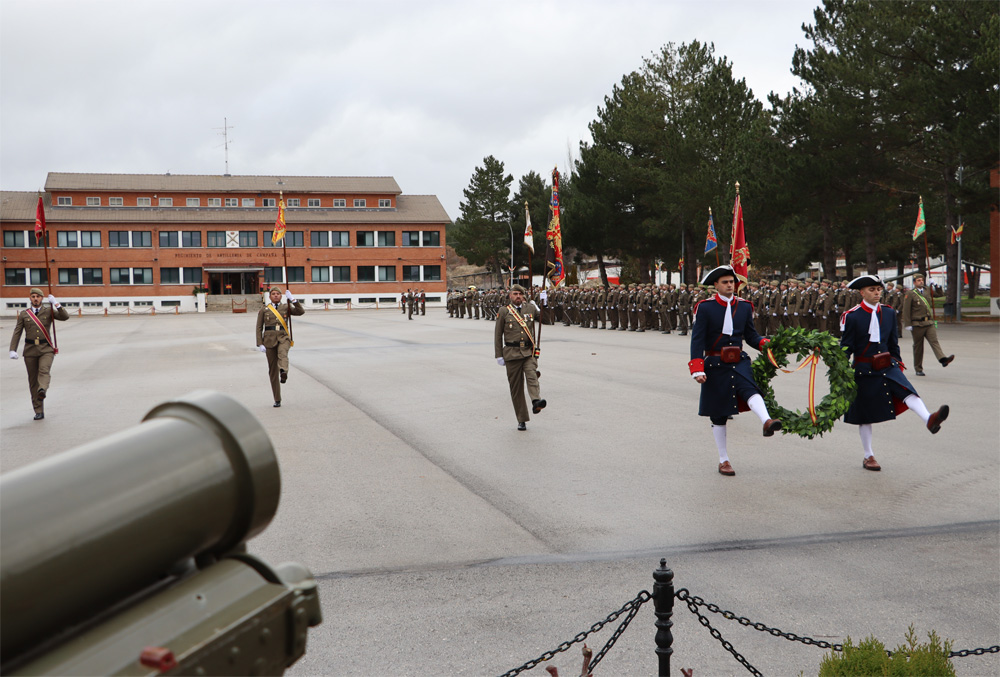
top-left (751, 327), bottom-right (857, 439)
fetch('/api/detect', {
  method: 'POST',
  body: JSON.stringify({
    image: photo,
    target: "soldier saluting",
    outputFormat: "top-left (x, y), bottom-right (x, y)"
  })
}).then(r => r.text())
top-left (688, 266), bottom-right (782, 476)
top-left (494, 284), bottom-right (546, 431)
top-left (9, 288), bottom-right (70, 420)
top-left (255, 287), bottom-right (305, 408)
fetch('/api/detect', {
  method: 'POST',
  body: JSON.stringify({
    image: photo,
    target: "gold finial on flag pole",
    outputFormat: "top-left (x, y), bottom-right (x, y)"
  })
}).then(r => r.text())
top-left (734, 181), bottom-right (740, 195)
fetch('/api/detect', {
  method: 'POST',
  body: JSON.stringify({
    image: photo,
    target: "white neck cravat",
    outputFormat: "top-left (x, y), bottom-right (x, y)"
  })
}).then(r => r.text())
top-left (863, 300), bottom-right (880, 343)
top-left (719, 295), bottom-right (734, 336)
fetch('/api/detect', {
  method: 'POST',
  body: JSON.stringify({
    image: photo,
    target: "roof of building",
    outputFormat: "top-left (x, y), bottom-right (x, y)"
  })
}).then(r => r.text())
top-left (43, 172), bottom-right (403, 195)
top-left (1, 191), bottom-right (451, 225)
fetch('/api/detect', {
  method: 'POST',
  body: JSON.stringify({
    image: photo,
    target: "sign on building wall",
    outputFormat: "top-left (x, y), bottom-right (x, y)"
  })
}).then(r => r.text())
top-left (226, 231), bottom-right (239, 248)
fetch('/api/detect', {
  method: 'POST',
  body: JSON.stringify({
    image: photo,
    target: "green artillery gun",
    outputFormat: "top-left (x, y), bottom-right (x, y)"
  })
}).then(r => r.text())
top-left (1, 391), bottom-right (321, 675)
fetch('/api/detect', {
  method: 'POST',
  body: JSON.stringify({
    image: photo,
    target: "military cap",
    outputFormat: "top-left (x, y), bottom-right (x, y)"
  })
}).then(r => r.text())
top-left (29, 287), bottom-right (45, 296)
top-left (510, 284), bottom-right (526, 293)
top-left (912, 273), bottom-right (925, 281)
top-left (267, 286), bottom-right (283, 293)
top-left (847, 274), bottom-right (885, 290)
top-left (700, 265), bottom-right (737, 286)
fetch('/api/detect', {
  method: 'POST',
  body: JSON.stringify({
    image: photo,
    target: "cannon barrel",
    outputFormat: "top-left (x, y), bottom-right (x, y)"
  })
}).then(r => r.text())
top-left (1, 390), bottom-right (281, 663)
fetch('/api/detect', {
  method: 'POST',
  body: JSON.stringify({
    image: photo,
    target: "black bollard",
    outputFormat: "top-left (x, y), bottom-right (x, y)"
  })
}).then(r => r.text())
top-left (653, 558), bottom-right (674, 677)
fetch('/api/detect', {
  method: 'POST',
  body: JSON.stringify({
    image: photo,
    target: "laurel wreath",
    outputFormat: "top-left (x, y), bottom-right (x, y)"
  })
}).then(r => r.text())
top-left (751, 327), bottom-right (857, 439)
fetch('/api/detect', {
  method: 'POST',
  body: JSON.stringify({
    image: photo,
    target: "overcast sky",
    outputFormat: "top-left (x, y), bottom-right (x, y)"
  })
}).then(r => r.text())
top-left (1, 0), bottom-right (819, 221)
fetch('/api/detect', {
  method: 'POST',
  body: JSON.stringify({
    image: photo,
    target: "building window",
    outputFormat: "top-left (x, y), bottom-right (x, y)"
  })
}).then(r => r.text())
top-left (109, 231), bottom-right (129, 247)
top-left (159, 231), bottom-right (179, 248)
top-left (161, 300), bottom-right (181, 307)
top-left (307, 198), bottom-right (321, 208)
top-left (379, 266), bottom-right (396, 282)
top-left (183, 267), bottom-right (202, 284)
top-left (332, 231), bottom-right (349, 247)
top-left (379, 198), bottom-right (391, 208)
top-left (239, 231), bottom-right (258, 247)
top-left (264, 268), bottom-right (283, 283)
top-left (186, 198), bottom-right (201, 207)
top-left (423, 231), bottom-right (441, 247)
top-left (311, 266), bottom-right (330, 282)
top-left (182, 231), bottom-right (201, 247)
top-left (109, 197), bottom-right (124, 207)
top-left (287, 198), bottom-right (300, 207)
top-left (3, 231), bottom-right (24, 247)
top-left (82, 268), bottom-right (102, 284)
top-left (57, 231), bottom-right (78, 248)
top-left (402, 231), bottom-right (419, 247)
top-left (207, 231), bottom-right (226, 248)
top-left (28, 232), bottom-right (46, 248)
top-left (311, 231), bottom-right (329, 247)
top-left (354, 199), bottom-right (366, 208)
top-left (80, 231), bottom-right (101, 247)
top-left (266, 231), bottom-right (303, 248)
top-left (377, 231), bottom-right (395, 247)
top-left (331, 266), bottom-right (350, 282)
top-left (423, 265), bottom-right (441, 281)
top-left (333, 199), bottom-right (346, 207)
top-left (134, 268), bottom-right (153, 284)
top-left (207, 198), bottom-right (221, 207)
top-left (262, 198), bottom-right (276, 207)
top-left (357, 266), bottom-right (375, 282)
top-left (57, 196), bottom-right (72, 206)
top-left (356, 231), bottom-right (374, 247)
top-left (132, 231), bottom-right (152, 247)
top-left (225, 198), bottom-right (238, 207)
top-left (137, 197), bottom-right (151, 207)
top-left (5, 268), bottom-right (27, 285)
top-left (286, 266), bottom-right (304, 283)
top-left (158, 197), bottom-right (173, 207)
top-left (402, 265), bottom-right (420, 281)
top-left (58, 268), bottom-right (80, 284)
top-left (242, 198), bottom-right (255, 207)
top-left (87, 197), bottom-right (100, 206)
top-left (110, 268), bottom-right (130, 284)
top-left (160, 268), bottom-right (181, 284)
top-left (29, 269), bottom-right (48, 285)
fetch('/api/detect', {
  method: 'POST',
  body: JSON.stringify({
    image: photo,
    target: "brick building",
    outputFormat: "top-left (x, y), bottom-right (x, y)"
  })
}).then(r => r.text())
top-left (1, 173), bottom-right (450, 315)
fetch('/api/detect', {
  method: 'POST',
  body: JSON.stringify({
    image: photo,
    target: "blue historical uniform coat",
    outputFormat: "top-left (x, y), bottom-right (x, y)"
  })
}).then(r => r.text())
top-left (840, 302), bottom-right (916, 424)
top-left (688, 295), bottom-right (768, 418)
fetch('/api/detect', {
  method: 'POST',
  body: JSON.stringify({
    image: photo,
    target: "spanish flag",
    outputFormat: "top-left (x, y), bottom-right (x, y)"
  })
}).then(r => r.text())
top-left (950, 223), bottom-right (964, 245)
top-left (545, 168), bottom-right (565, 287)
top-left (272, 195), bottom-right (286, 245)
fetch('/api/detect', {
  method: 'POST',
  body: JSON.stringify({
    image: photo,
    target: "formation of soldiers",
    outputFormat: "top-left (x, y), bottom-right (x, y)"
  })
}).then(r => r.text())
top-left (448, 277), bottom-right (913, 338)
top-left (400, 289), bottom-right (427, 319)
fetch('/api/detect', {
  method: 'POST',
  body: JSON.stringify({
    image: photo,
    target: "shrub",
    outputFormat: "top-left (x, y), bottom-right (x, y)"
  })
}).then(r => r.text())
top-left (818, 625), bottom-right (955, 676)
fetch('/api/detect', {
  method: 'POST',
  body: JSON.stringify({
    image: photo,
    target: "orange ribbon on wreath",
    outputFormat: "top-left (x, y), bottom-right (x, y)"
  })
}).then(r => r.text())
top-left (767, 347), bottom-right (822, 424)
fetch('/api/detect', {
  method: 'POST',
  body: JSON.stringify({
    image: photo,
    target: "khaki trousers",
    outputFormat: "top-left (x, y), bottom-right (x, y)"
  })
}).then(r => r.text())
top-left (24, 352), bottom-right (55, 414)
top-left (265, 340), bottom-right (291, 402)
top-left (504, 356), bottom-right (540, 423)
top-left (911, 324), bottom-right (946, 371)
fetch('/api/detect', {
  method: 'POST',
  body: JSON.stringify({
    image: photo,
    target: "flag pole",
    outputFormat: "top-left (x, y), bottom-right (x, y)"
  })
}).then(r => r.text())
top-left (38, 192), bottom-right (57, 351)
top-left (279, 191), bottom-right (293, 344)
top-left (921, 196), bottom-right (936, 322)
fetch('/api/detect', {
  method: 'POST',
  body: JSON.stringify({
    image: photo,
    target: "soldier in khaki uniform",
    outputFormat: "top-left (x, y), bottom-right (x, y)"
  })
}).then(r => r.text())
top-left (901, 274), bottom-right (954, 376)
top-left (9, 287), bottom-right (70, 420)
top-left (494, 284), bottom-right (546, 430)
top-left (256, 287), bottom-right (305, 407)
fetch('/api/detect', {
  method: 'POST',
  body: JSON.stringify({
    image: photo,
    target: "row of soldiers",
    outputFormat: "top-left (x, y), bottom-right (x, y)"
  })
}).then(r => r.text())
top-left (448, 277), bottom-right (914, 338)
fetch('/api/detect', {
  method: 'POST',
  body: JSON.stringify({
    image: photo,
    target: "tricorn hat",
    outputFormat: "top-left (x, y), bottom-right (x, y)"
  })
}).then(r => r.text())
top-left (847, 274), bottom-right (885, 290)
top-left (701, 265), bottom-right (737, 286)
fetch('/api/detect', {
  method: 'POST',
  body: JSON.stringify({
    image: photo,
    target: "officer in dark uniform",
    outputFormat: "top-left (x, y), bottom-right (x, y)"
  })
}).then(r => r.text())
top-left (9, 288), bottom-right (70, 420)
top-left (688, 266), bottom-right (782, 476)
top-left (494, 284), bottom-right (545, 430)
top-left (255, 287), bottom-right (305, 407)
top-left (840, 274), bottom-right (948, 471)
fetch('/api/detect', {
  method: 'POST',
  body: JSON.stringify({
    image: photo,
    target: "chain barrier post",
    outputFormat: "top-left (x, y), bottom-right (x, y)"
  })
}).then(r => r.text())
top-left (653, 558), bottom-right (674, 676)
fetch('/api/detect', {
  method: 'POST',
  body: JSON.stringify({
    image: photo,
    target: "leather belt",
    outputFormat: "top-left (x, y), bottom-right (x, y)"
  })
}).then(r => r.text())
top-left (705, 349), bottom-right (736, 357)
top-left (263, 325), bottom-right (278, 331)
top-left (505, 341), bottom-right (527, 347)
top-left (29, 338), bottom-right (49, 346)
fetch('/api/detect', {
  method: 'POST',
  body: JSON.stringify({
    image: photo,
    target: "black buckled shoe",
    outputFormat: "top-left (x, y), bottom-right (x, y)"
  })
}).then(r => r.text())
top-left (273, 401), bottom-right (281, 408)
top-left (531, 399), bottom-right (547, 414)
top-left (36, 388), bottom-right (46, 400)
top-left (940, 355), bottom-right (955, 367)
top-left (33, 412), bottom-right (44, 420)
top-left (280, 369), bottom-right (287, 383)
top-left (517, 422), bottom-right (526, 431)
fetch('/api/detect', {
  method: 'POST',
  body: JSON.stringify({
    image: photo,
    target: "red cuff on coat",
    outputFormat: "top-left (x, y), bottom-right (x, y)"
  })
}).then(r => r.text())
top-left (688, 358), bottom-right (705, 375)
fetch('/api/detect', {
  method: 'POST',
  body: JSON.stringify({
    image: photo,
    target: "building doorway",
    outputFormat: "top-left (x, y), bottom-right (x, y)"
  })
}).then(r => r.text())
top-left (205, 269), bottom-right (263, 295)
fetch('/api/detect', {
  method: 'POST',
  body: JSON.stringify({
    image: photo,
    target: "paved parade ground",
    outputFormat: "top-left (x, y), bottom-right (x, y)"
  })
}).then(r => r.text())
top-left (2, 308), bottom-right (998, 675)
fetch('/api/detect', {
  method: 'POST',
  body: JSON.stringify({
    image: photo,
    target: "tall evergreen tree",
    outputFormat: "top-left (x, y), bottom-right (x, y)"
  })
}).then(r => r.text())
top-left (451, 156), bottom-right (514, 284)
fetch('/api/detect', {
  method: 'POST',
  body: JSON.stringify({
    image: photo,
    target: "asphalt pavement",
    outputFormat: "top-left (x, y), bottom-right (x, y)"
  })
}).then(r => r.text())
top-left (1, 308), bottom-right (997, 676)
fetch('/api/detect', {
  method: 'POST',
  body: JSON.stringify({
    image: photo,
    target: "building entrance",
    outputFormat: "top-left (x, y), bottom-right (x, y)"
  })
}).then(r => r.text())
top-left (206, 270), bottom-right (262, 295)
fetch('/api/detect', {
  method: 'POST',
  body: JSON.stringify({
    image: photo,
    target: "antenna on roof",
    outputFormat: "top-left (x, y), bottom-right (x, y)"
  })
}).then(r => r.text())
top-left (214, 117), bottom-right (235, 176)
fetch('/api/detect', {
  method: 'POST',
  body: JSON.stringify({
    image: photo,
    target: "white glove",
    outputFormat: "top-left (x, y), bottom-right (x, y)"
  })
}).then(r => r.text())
top-left (539, 291), bottom-right (547, 303)
top-left (258, 345), bottom-right (266, 353)
top-left (905, 326), bottom-right (912, 332)
top-left (284, 290), bottom-right (295, 303)
top-left (497, 357), bottom-right (505, 366)
top-left (47, 294), bottom-right (59, 308)
top-left (9, 351), bottom-right (18, 360)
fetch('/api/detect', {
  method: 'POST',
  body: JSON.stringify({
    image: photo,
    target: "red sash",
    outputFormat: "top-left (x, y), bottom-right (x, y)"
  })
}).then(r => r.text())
top-left (25, 307), bottom-right (58, 354)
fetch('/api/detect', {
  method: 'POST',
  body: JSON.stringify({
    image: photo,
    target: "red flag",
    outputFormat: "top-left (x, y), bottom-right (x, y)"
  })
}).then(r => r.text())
top-left (272, 195), bottom-right (286, 245)
top-left (34, 196), bottom-right (46, 238)
top-left (545, 168), bottom-right (565, 287)
top-left (729, 185), bottom-right (749, 292)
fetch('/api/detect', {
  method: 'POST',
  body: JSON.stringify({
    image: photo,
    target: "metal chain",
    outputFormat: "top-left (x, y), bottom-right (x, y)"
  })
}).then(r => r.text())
top-left (497, 590), bottom-right (652, 677)
top-left (588, 595), bottom-right (645, 671)
top-left (948, 646), bottom-right (1000, 657)
top-left (677, 590), bottom-right (762, 676)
